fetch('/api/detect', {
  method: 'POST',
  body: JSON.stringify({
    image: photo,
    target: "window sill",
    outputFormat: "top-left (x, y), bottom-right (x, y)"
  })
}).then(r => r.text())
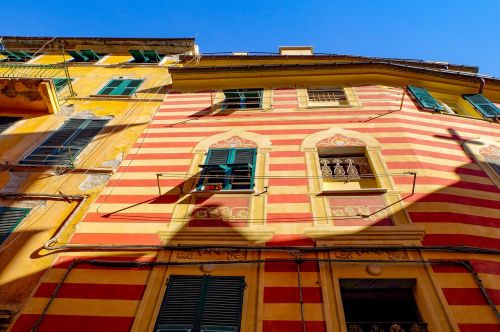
top-left (420, 108), bottom-right (497, 123)
top-left (217, 107), bottom-right (267, 112)
top-left (306, 104), bottom-right (353, 109)
top-left (191, 189), bottom-right (255, 195)
top-left (81, 95), bottom-right (164, 102)
top-left (318, 188), bottom-right (387, 195)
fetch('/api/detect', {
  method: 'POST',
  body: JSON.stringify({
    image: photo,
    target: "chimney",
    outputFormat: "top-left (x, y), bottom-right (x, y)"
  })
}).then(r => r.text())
top-left (279, 46), bottom-right (314, 56)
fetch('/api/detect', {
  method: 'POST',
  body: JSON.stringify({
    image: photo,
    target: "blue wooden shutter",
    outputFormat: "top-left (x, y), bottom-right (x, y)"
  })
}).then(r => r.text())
top-left (407, 86), bottom-right (443, 111)
top-left (20, 118), bottom-right (108, 165)
top-left (0, 117), bottom-right (20, 134)
top-left (462, 94), bottom-right (500, 118)
top-left (154, 275), bottom-right (244, 332)
top-left (0, 207), bottom-right (30, 245)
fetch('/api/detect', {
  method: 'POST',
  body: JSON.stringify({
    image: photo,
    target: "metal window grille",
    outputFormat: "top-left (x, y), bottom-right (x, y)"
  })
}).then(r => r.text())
top-left (319, 156), bottom-right (371, 181)
top-left (307, 88), bottom-right (349, 105)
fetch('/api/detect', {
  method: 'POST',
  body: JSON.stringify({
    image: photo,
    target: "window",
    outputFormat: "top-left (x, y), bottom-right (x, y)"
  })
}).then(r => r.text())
top-left (307, 87), bottom-right (349, 106)
top-left (0, 207), bottom-right (31, 245)
top-left (154, 275), bottom-right (245, 332)
top-left (129, 50), bottom-right (164, 63)
top-left (318, 148), bottom-right (378, 191)
top-left (0, 50), bottom-right (34, 62)
top-left (198, 148), bottom-right (256, 191)
top-left (67, 50), bottom-right (103, 62)
top-left (222, 89), bottom-right (263, 109)
top-left (97, 79), bottom-right (143, 96)
top-left (20, 118), bottom-right (109, 166)
top-left (340, 279), bottom-right (427, 332)
top-left (438, 98), bottom-right (468, 115)
top-left (463, 94), bottom-right (500, 118)
top-left (319, 154), bottom-right (371, 181)
top-left (0, 117), bottom-right (21, 134)
top-left (53, 78), bottom-right (73, 92)
top-left (408, 86), bottom-right (500, 119)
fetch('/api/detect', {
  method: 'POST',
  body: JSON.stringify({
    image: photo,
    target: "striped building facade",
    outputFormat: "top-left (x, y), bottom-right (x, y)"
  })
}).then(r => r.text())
top-left (2, 43), bottom-right (500, 332)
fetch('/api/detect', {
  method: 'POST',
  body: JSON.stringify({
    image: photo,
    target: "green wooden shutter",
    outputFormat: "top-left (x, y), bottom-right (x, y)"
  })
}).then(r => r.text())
top-left (0, 51), bottom-right (33, 62)
top-left (231, 148), bottom-right (256, 190)
top-left (154, 275), bottom-right (244, 332)
top-left (53, 78), bottom-right (72, 92)
top-left (462, 94), bottom-right (500, 118)
top-left (121, 79), bottom-right (143, 96)
top-left (0, 117), bottom-right (21, 134)
top-left (20, 118), bottom-right (108, 166)
top-left (0, 207), bottom-right (31, 245)
top-left (80, 50), bottom-right (101, 61)
top-left (240, 89), bottom-right (263, 109)
top-left (64, 119), bottom-right (109, 161)
top-left (155, 275), bottom-right (204, 331)
top-left (0, 50), bottom-right (22, 61)
top-left (144, 50), bottom-right (163, 63)
top-left (201, 276), bottom-right (245, 331)
top-left (407, 86), bottom-right (443, 111)
top-left (98, 80), bottom-right (123, 95)
top-left (129, 50), bottom-right (150, 63)
top-left (223, 90), bottom-right (241, 109)
top-left (232, 149), bottom-right (255, 165)
top-left (206, 149), bottom-right (231, 165)
top-left (98, 79), bottom-right (143, 96)
top-left (68, 51), bottom-right (89, 62)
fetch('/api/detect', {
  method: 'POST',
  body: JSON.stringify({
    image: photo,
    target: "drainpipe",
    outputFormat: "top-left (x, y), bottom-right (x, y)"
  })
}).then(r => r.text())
top-left (478, 77), bottom-right (485, 94)
top-left (0, 192), bottom-right (88, 250)
top-left (44, 195), bottom-right (88, 249)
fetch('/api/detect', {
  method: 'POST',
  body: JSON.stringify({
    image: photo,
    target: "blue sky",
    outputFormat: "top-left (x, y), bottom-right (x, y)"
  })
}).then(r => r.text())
top-left (2, 0), bottom-right (499, 76)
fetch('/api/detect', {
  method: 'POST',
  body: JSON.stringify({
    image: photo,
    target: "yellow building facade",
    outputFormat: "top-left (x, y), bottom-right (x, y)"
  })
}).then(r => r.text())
top-left (0, 38), bottom-right (498, 332)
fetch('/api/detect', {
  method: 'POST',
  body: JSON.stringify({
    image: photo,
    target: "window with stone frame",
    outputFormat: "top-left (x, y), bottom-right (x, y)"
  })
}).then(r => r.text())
top-left (340, 279), bottom-right (427, 332)
top-left (307, 87), bottom-right (349, 106)
top-left (319, 154), bottom-right (371, 181)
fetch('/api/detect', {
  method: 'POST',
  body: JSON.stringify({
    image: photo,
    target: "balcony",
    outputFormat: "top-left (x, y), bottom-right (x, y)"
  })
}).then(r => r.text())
top-left (0, 62), bottom-right (71, 114)
top-left (346, 322), bottom-right (428, 332)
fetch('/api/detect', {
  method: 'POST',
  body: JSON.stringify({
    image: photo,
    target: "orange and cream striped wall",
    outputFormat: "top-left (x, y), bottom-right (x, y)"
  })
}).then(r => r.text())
top-left (10, 83), bottom-right (500, 332)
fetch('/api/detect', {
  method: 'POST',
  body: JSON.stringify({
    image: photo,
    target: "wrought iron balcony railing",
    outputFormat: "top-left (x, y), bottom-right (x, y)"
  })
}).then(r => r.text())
top-left (346, 322), bottom-right (428, 332)
top-left (0, 62), bottom-right (75, 96)
top-left (0, 62), bottom-right (67, 79)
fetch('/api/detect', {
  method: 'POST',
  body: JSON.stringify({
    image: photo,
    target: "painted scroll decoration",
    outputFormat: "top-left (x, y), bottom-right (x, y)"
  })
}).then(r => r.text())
top-left (210, 136), bottom-right (257, 148)
top-left (316, 134), bottom-right (365, 147)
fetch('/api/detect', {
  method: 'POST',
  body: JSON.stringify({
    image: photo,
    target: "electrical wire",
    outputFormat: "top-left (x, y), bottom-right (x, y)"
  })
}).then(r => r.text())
top-left (155, 172), bottom-right (414, 179)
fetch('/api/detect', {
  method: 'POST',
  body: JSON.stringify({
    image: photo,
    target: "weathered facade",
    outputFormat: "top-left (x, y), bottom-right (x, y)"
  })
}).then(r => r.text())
top-left (0, 39), bottom-right (499, 332)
